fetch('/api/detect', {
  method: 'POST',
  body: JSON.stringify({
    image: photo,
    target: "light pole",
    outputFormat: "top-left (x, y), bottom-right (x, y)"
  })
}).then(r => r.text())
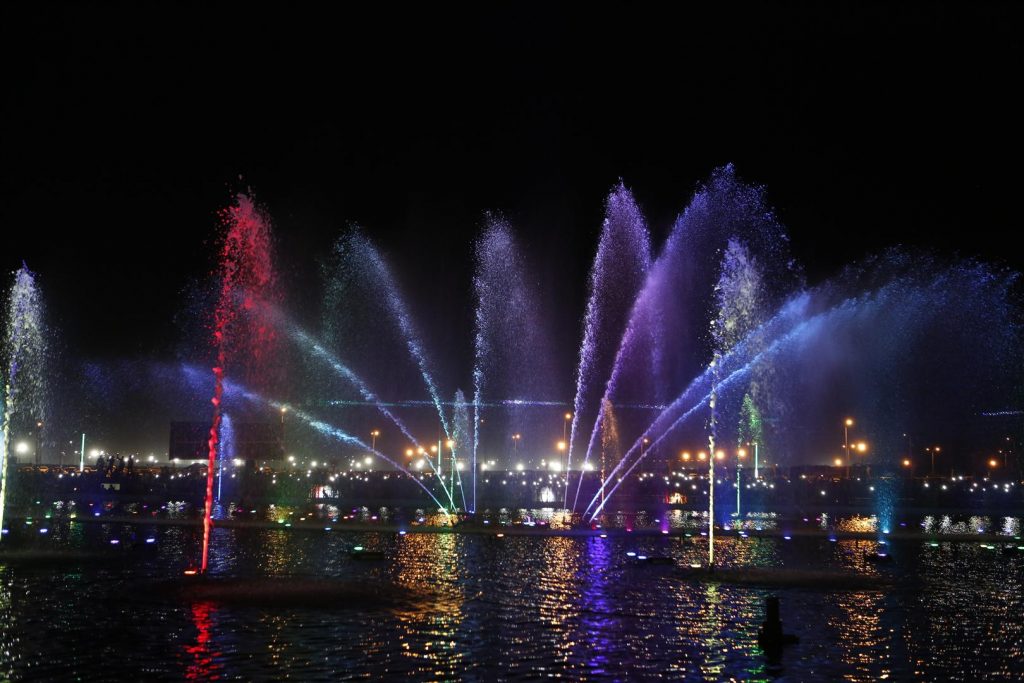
top-left (855, 441), bottom-right (868, 478)
top-left (447, 439), bottom-right (456, 503)
top-left (843, 418), bottom-right (853, 478)
top-left (736, 448), bottom-right (747, 517)
top-left (370, 429), bottom-right (380, 452)
top-left (35, 421), bottom-right (43, 466)
top-left (926, 446), bottom-right (941, 477)
top-left (512, 433), bottom-right (521, 462)
top-left (280, 406), bottom-right (287, 456)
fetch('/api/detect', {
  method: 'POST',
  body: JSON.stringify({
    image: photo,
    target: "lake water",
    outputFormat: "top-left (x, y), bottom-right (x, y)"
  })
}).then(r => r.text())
top-left (1, 508), bottom-right (1022, 681)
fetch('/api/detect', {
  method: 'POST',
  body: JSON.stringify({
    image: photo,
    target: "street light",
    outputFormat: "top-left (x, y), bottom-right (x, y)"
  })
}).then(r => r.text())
top-left (844, 418), bottom-right (854, 474)
top-left (280, 406), bottom-right (288, 454)
top-left (925, 446), bottom-right (941, 476)
top-left (370, 429), bottom-right (380, 452)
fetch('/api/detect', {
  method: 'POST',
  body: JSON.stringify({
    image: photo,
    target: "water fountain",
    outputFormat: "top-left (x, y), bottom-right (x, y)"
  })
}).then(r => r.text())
top-left (19, 167), bottom-right (1009, 577)
top-left (0, 265), bottom-right (48, 541)
top-left (199, 193), bottom-right (281, 573)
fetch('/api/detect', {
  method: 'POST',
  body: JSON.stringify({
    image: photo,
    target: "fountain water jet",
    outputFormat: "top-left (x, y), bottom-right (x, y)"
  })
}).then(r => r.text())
top-left (1, 265), bottom-right (48, 540)
top-left (201, 194), bottom-right (281, 573)
top-left (566, 184), bottom-right (651, 507)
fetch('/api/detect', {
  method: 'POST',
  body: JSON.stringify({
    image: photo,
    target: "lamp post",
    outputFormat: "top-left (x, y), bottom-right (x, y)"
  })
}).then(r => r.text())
top-left (446, 439), bottom-right (456, 502)
top-left (370, 429), bottom-right (380, 452)
top-left (35, 421), bottom-right (43, 466)
top-left (926, 446), bottom-right (941, 477)
top-left (852, 441), bottom-right (868, 478)
top-left (843, 418), bottom-right (853, 478)
top-left (280, 406), bottom-right (288, 456)
top-left (736, 448), bottom-right (747, 517)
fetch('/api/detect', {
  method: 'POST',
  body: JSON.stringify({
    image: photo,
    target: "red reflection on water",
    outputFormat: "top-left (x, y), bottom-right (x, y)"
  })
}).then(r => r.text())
top-left (184, 601), bottom-right (222, 680)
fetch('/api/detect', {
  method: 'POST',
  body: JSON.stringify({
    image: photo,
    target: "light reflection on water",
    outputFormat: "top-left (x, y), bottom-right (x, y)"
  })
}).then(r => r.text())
top-left (0, 514), bottom-right (1021, 680)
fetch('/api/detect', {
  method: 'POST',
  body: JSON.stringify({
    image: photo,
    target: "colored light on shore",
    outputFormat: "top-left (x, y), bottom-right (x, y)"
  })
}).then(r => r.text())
top-left (184, 569), bottom-right (198, 576)
top-left (146, 538), bottom-right (156, 544)
top-left (110, 539), bottom-right (120, 545)
top-left (783, 535), bottom-right (792, 540)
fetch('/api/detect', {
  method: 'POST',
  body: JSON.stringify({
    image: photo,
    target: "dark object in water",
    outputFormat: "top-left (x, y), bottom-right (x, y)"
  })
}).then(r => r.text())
top-left (632, 555), bottom-right (674, 566)
top-left (758, 595), bottom-right (799, 660)
top-left (865, 551), bottom-right (893, 564)
top-left (350, 548), bottom-right (386, 561)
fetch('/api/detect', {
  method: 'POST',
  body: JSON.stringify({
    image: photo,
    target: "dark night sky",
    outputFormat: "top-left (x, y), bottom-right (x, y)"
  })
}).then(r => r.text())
top-left (2, 2), bottom-right (1022, 387)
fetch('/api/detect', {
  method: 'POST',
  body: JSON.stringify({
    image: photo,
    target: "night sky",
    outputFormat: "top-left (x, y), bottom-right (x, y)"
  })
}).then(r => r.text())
top-left (2, 3), bottom-right (1022, 449)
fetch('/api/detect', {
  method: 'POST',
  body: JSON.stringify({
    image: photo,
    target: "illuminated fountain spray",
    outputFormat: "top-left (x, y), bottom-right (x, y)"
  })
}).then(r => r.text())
top-left (0, 265), bottom-right (48, 541)
top-left (473, 216), bottom-right (556, 512)
top-left (327, 231), bottom-right (452, 439)
top-left (201, 194), bottom-right (281, 573)
top-left (567, 184), bottom-right (650, 507)
top-left (576, 167), bottom-right (792, 516)
top-left (218, 413), bottom-right (234, 502)
top-left (583, 256), bottom-right (1020, 520)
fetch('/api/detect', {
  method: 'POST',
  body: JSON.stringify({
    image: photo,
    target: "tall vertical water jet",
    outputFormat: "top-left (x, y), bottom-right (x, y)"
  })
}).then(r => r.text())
top-left (201, 194), bottom-right (281, 573)
top-left (0, 265), bottom-right (48, 540)
top-left (473, 215), bottom-right (556, 509)
top-left (567, 184), bottom-right (650, 507)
